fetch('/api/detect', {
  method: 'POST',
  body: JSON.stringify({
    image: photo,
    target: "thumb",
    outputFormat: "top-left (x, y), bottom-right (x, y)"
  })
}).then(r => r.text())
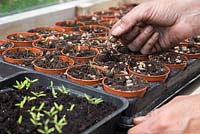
top-left (111, 4), bottom-right (150, 36)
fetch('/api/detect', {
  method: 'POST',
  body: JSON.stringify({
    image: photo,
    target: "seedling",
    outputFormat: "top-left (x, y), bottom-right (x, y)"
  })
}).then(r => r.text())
top-left (27, 96), bottom-right (37, 102)
top-left (84, 94), bottom-right (104, 105)
top-left (50, 81), bottom-right (57, 98)
top-left (43, 106), bottom-right (58, 117)
top-left (15, 96), bottom-right (27, 108)
top-left (53, 115), bottom-right (67, 133)
top-left (13, 77), bottom-right (38, 90)
top-left (37, 119), bottom-right (55, 134)
top-left (67, 104), bottom-right (75, 112)
top-left (17, 115), bottom-right (23, 125)
top-left (58, 85), bottom-right (68, 95)
top-left (54, 102), bottom-right (63, 112)
top-left (31, 91), bottom-right (46, 98)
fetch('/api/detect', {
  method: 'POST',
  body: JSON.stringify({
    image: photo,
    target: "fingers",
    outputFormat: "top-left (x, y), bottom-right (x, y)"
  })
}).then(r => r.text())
top-left (120, 26), bottom-right (141, 44)
top-left (111, 4), bottom-right (150, 36)
top-left (140, 32), bottom-right (159, 54)
top-left (127, 26), bottom-right (154, 52)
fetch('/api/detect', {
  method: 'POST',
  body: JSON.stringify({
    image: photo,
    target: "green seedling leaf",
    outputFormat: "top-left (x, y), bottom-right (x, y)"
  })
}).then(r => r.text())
top-left (67, 104), bottom-right (75, 112)
top-left (17, 115), bottom-right (23, 125)
top-left (84, 94), bottom-right (104, 105)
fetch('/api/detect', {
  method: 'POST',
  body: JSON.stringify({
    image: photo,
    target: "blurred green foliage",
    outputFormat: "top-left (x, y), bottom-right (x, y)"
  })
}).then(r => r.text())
top-left (0, 0), bottom-right (71, 16)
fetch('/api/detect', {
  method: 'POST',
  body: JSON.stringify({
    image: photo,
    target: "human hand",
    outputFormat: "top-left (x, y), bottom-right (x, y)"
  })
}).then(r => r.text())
top-left (111, 0), bottom-right (200, 54)
top-left (128, 95), bottom-right (200, 134)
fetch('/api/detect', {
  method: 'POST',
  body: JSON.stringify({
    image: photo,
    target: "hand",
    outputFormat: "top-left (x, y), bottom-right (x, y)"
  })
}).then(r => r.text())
top-left (111, 0), bottom-right (200, 54)
top-left (128, 95), bottom-right (200, 134)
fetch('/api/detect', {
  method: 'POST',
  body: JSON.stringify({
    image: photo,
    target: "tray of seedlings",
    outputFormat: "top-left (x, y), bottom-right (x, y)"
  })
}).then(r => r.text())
top-left (0, 3), bottom-right (200, 133)
top-left (0, 72), bottom-right (128, 134)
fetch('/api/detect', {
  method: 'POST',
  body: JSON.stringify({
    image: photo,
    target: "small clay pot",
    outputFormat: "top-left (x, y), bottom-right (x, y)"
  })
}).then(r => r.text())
top-left (93, 10), bottom-right (120, 19)
top-left (98, 19), bottom-right (118, 29)
top-left (6, 32), bottom-right (41, 47)
top-left (28, 26), bottom-right (65, 38)
top-left (102, 75), bottom-right (148, 98)
top-left (32, 39), bottom-right (56, 52)
top-left (0, 40), bottom-right (14, 54)
top-left (3, 47), bottom-right (43, 64)
top-left (149, 52), bottom-right (188, 71)
top-left (127, 65), bottom-right (170, 82)
top-left (79, 25), bottom-right (110, 37)
top-left (88, 37), bottom-right (108, 49)
top-left (171, 42), bottom-right (200, 59)
top-left (32, 55), bottom-right (74, 75)
top-left (61, 45), bottom-right (99, 62)
top-left (109, 6), bottom-right (127, 12)
top-left (65, 65), bottom-right (107, 86)
top-left (55, 20), bottom-right (84, 31)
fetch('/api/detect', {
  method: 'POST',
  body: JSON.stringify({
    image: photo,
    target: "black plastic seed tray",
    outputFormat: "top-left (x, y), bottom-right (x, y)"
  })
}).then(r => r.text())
top-left (0, 72), bottom-right (129, 134)
top-left (0, 59), bottom-right (200, 132)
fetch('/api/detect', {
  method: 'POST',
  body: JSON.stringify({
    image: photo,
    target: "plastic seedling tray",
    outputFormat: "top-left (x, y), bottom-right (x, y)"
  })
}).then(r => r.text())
top-left (0, 72), bottom-right (128, 134)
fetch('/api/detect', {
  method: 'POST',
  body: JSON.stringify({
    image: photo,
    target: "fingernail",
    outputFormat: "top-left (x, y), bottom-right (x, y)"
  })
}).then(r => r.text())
top-left (111, 25), bottom-right (124, 36)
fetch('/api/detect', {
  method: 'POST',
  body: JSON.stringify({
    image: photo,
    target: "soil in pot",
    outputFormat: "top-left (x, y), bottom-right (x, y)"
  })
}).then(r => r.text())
top-left (33, 54), bottom-right (70, 69)
top-left (0, 79), bottom-right (116, 134)
top-left (4, 48), bottom-right (40, 60)
top-left (0, 40), bottom-right (14, 54)
top-left (75, 15), bottom-right (98, 22)
top-left (94, 51), bottom-right (133, 74)
top-left (104, 75), bottom-right (148, 92)
top-left (55, 33), bottom-right (87, 46)
top-left (62, 46), bottom-right (97, 58)
top-left (68, 65), bottom-right (106, 80)
top-left (129, 60), bottom-right (168, 76)
top-left (150, 51), bottom-right (187, 66)
top-left (28, 27), bottom-right (64, 38)
top-left (173, 44), bottom-right (200, 54)
top-left (7, 33), bottom-right (39, 42)
top-left (89, 37), bottom-right (108, 48)
top-left (99, 19), bottom-right (118, 29)
top-left (55, 20), bottom-right (84, 31)
top-left (79, 25), bottom-right (109, 37)
top-left (33, 39), bottom-right (70, 51)
top-left (187, 36), bottom-right (200, 44)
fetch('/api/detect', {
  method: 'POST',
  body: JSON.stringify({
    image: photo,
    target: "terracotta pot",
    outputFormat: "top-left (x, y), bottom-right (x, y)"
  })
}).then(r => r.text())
top-left (88, 37), bottom-right (108, 49)
top-left (127, 65), bottom-right (170, 82)
top-left (0, 40), bottom-right (14, 54)
top-left (28, 26), bottom-right (65, 38)
top-left (55, 20), bottom-right (84, 32)
top-left (98, 19), bottom-right (118, 29)
top-left (65, 65), bottom-right (107, 86)
top-left (32, 55), bottom-right (74, 75)
top-left (149, 53), bottom-right (188, 71)
top-left (32, 39), bottom-right (56, 52)
top-left (102, 75), bottom-right (148, 98)
top-left (75, 15), bottom-right (95, 21)
top-left (79, 25), bottom-right (110, 37)
top-left (171, 42), bottom-right (200, 59)
top-left (3, 47), bottom-right (43, 64)
top-left (6, 32), bottom-right (41, 47)
top-left (61, 45), bottom-right (99, 62)
top-left (93, 10), bottom-right (120, 19)
top-left (109, 6), bottom-right (127, 12)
